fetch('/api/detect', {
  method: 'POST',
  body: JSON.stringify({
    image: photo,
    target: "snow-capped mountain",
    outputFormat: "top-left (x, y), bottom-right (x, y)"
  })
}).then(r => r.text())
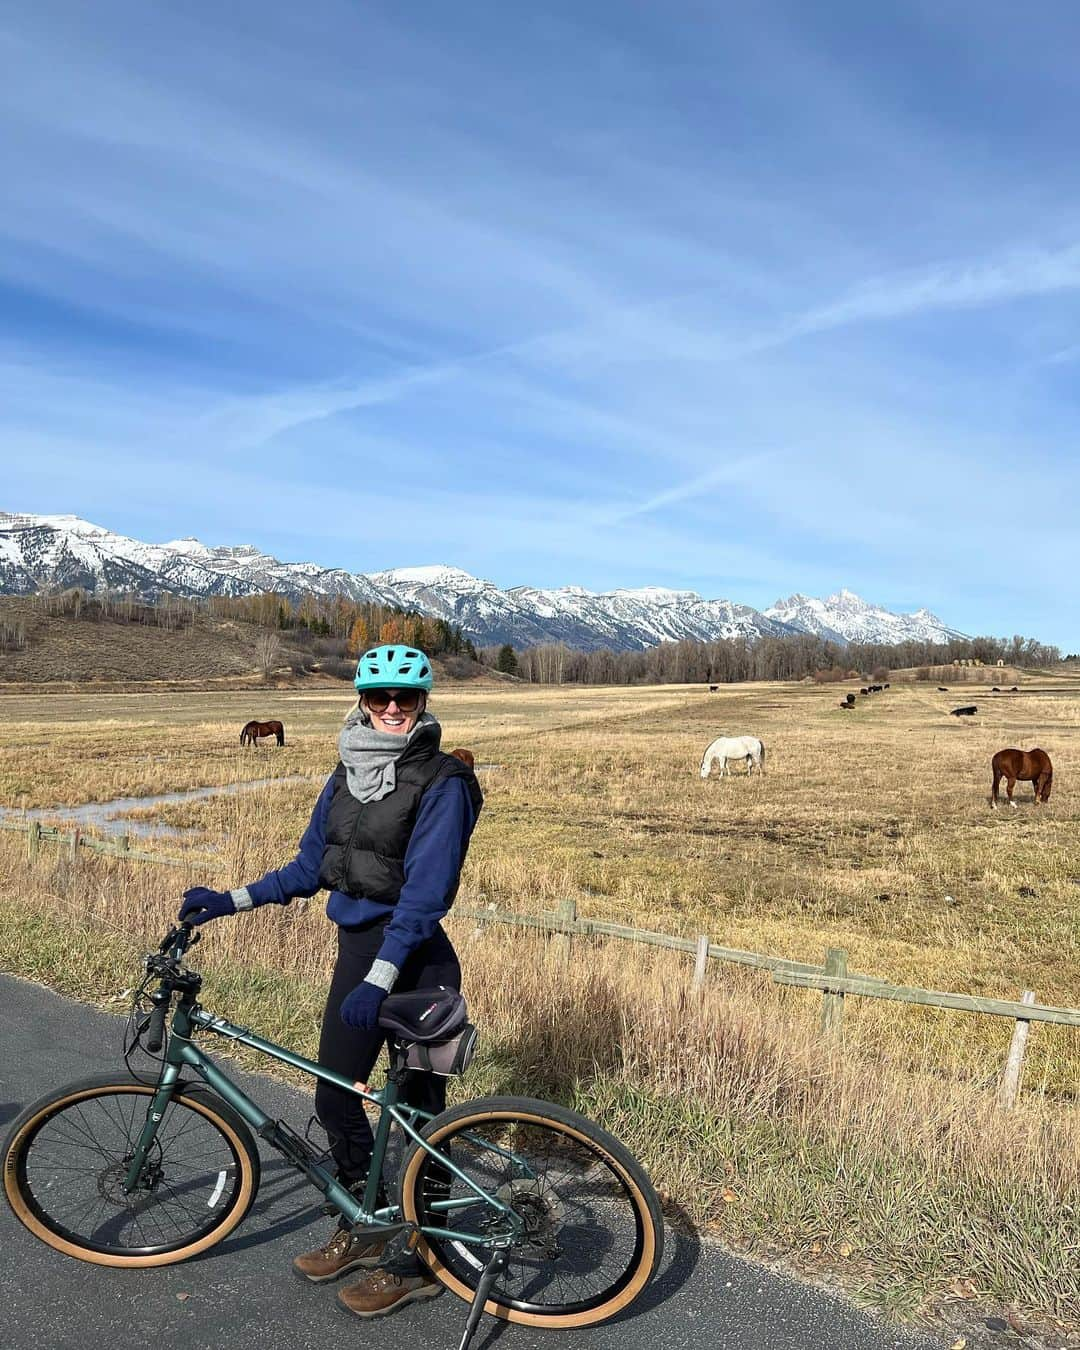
top-left (0, 512), bottom-right (965, 652)
top-left (764, 589), bottom-right (965, 646)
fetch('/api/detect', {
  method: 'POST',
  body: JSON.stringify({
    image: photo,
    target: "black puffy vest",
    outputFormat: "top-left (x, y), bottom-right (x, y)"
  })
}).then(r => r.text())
top-left (318, 723), bottom-right (483, 905)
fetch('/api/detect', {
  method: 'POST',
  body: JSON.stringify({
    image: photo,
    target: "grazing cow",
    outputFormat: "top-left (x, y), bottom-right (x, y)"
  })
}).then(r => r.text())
top-left (883, 682), bottom-right (890, 689)
top-left (1010, 686), bottom-right (1019, 692)
top-left (991, 747), bottom-right (1053, 808)
top-left (937, 687), bottom-right (949, 692)
top-left (991, 686), bottom-right (1001, 692)
top-left (951, 706), bottom-right (978, 717)
top-left (839, 701), bottom-right (854, 710)
top-left (708, 685), bottom-right (719, 693)
top-left (859, 688), bottom-right (868, 695)
top-left (845, 693), bottom-right (856, 704)
top-left (448, 747), bottom-right (475, 770)
top-left (700, 735), bottom-right (765, 778)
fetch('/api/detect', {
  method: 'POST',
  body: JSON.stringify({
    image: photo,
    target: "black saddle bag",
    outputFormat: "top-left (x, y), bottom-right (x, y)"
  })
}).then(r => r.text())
top-left (377, 986), bottom-right (478, 1077)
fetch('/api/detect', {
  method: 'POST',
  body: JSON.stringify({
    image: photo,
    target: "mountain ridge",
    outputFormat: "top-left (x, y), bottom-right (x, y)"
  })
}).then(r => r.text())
top-left (0, 512), bottom-right (968, 652)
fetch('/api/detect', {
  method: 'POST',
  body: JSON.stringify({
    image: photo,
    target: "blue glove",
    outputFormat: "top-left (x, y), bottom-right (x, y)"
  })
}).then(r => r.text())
top-left (179, 886), bottom-right (237, 926)
top-left (340, 981), bottom-right (389, 1032)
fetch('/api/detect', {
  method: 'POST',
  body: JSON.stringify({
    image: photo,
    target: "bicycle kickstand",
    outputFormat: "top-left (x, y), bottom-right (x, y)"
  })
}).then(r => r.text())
top-left (456, 1246), bottom-right (509, 1350)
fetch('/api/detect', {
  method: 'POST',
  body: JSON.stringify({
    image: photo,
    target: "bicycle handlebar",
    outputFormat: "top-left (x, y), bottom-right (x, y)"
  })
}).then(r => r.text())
top-left (145, 999), bottom-right (169, 1053)
top-left (159, 922), bottom-right (197, 958)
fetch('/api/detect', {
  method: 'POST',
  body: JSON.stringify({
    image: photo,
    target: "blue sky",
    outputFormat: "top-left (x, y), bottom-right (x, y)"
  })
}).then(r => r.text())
top-left (2, 1), bottom-right (1079, 647)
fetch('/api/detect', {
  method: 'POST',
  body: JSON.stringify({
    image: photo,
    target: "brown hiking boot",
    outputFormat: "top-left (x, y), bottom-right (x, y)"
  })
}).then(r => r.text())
top-left (337, 1267), bottom-right (443, 1318)
top-left (293, 1227), bottom-right (387, 1283)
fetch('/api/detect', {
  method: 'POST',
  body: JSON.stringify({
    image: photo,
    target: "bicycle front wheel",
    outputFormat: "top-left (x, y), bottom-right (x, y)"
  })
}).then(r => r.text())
top-left (398, 1095), bottom-right (663, 1328)
top-left (3, 1073), bottom-right (261, 1267)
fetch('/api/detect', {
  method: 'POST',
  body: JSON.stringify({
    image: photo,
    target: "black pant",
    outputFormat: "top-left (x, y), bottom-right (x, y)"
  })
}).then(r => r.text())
top-left (315, 920), bottom-right (461, 1195)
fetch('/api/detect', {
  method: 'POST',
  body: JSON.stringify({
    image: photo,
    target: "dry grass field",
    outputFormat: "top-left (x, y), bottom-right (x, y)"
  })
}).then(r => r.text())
top-left (1, 676), bottom-right (1079, 1327)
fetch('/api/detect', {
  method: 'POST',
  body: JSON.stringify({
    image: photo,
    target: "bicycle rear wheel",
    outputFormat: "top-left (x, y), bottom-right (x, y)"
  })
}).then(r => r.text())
top-left (398, 1095), bottom-right (663, 1328)
top-left (3, 1073), bottom-right (260, 1266)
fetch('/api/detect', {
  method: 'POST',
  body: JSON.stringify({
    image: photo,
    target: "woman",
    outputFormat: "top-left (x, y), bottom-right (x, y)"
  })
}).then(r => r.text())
top-left (178, 643), bottom-right (483, 1320)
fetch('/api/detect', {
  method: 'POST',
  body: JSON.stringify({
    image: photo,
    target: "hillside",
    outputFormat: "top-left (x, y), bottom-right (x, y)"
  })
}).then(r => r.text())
top-left (0, 596), bottom-right (298, 686)
top-left (0, 597), bottom-right (498, 690)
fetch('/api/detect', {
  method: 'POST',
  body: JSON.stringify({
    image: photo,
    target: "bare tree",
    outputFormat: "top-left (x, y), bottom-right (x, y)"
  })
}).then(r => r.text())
top-left (256, 630), bottom-right (282, 682)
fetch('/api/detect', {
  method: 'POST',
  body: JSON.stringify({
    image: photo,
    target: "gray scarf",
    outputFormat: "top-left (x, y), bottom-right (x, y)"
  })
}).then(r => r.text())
top-left (338, 708), bottom-right (441, 803)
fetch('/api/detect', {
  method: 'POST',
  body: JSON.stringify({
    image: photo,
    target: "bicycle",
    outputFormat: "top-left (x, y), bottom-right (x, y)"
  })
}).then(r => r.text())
top-left (3, 924), bottom-right (664, 1349)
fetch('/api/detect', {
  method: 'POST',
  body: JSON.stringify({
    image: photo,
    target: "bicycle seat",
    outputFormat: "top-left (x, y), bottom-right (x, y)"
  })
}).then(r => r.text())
top-left (378, 986), bottom-right (467, 1043)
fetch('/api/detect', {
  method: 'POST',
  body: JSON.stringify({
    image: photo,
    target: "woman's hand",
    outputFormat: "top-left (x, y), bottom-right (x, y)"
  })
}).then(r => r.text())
top-left (340, 981), bottom-right (389, 1031)
top-left (178, 887), bottom-right (237, 926)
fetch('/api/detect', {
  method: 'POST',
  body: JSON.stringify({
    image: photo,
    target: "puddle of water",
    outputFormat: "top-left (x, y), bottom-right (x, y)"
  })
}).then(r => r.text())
top-left (0, 775), bottom-right (320, 840)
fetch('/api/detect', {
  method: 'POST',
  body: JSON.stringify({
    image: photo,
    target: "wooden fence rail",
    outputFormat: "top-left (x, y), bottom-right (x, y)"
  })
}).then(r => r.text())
top-left (0, 817), bottom-right (221, 870)
top-left (5, 817), bottom-right (1075, 1102)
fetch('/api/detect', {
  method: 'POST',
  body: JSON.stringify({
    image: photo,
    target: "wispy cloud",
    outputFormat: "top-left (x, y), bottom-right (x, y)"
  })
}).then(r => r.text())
top-left (2, 1), bottom-right (1080, 645)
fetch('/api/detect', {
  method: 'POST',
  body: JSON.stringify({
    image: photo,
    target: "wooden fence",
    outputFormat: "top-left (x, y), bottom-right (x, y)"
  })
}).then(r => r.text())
top-left (454, 899), bottom-right (1079, 1108)
top-left (6, 818), bottom-right (1076, 1107)
top-left (0, 817), bottom-right (221, 870)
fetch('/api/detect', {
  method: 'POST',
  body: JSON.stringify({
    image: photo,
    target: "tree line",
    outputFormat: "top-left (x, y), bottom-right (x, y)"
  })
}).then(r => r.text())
top-left (29, 585), bottom-right (1061, 685)
top-left (31, 586), bottom-right (476, 679)
top-left (479, 631), bottom-right (1061, 685)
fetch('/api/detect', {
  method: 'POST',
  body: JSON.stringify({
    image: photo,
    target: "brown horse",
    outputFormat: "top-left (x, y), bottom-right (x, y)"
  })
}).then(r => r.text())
top-left (448, 747), bottom-right (475, 770)
top-left (241, 719), bottom-right (285, 747)
top-left (991, 748), bottom-right (1052, 808)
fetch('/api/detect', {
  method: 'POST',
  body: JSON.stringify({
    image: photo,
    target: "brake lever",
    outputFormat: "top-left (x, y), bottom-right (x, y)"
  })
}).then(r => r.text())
top-left (158, 925), bottom-right (182, 953)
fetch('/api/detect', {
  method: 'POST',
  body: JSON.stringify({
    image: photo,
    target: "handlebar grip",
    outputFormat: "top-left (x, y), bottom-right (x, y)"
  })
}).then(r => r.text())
top-left (146, 1001), bottom-right (168, 1053)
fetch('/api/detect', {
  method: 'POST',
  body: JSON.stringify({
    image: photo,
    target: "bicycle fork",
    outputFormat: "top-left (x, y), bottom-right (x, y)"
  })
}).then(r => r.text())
top-left (123, 1064), bottom-right (183, 1193)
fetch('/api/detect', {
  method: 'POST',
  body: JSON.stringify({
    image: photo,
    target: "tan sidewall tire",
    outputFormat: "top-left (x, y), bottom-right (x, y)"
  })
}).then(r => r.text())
top-left (4, 1084), bottom-right (258, 1267)
top-left (400, 1106), bottom-right (659, 1328)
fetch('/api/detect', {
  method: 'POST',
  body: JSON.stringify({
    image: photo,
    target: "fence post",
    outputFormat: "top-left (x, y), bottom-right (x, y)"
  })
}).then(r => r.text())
top-left (692, 934), bottom-right (710, 992)
top-left (69, 828), bottom-right (80, 864)
top-left (551, 899), bottom-right (577, 967)
top-left (27, 821), bottom-right (41, 863)
top-left (118, 833), bottom-right (130, 855)
top-left (820, 947), bottom-right (848, 1037)
top-left (998, 989), bottom-right (1036, 1110)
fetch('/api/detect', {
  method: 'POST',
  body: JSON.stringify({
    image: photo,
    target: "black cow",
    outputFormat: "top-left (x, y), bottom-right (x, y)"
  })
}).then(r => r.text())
top-left (845, 693), bottom-right (856, 704)
top-left (937, 686), bottom-right (949, 692)
top-left (991, 686), bottom-right (1000, 692)
top-left (883, 682), bottom-right (890, 689)
top-left (1010, 686), bottom-right (1019, 692)
top-left (708, 685), bottom-right (719, 693)
top-left (950, 705), bottom-right (977, 717)
top-left (839, 701), bottom-right (854, 710)
top-left (859, 688), bottom-right (868, 695)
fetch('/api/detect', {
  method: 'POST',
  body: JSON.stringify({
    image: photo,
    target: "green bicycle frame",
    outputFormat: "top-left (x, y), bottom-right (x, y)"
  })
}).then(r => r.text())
top-left (124, 1000), bottom-right (522, 1247)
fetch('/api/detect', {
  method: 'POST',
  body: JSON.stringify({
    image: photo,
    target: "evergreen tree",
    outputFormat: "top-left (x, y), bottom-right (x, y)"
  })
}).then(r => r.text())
top-left (496, 643), bottom-right (519, 675)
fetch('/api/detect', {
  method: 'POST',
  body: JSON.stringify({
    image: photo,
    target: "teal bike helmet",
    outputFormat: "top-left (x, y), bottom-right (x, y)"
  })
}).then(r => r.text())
top-left (354, 644), bottom-right (434, 692)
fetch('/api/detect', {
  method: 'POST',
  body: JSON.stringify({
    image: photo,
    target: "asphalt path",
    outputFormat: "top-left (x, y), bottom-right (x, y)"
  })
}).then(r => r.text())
top-left (0, 972), bottom-right (945, 1350)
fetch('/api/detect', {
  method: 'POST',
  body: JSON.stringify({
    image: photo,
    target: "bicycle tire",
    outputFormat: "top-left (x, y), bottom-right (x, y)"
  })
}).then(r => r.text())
top-left (397, 1094), bottom-right (663, 1328)
top-left (3, 1073), bottom-right (261, 1267)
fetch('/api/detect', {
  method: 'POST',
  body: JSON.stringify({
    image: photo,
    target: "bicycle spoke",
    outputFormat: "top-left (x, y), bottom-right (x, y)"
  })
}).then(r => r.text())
top-left (14, 1087), bottom-right (248, 1257)
top-left (411, 1112), bottom-right (646, 1314)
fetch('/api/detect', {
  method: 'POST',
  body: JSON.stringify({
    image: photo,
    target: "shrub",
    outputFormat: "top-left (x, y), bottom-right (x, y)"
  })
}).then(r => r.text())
top-left (319, 657), bottom-right (355, 680)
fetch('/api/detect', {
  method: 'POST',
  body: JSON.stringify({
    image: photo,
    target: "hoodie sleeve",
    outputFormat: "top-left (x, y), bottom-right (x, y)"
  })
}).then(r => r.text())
top-left (231, 773), bottom-right (335, 908)
top-left (366, 775), bottom-right (480, 983)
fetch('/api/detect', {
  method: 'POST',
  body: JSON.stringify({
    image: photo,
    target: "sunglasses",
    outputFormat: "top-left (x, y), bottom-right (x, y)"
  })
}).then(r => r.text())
top-left (364, 689), bottom-right (423, 714)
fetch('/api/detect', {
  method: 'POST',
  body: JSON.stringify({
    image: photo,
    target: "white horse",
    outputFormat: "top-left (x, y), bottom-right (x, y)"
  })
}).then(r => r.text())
top-left (700, 735), bottom-right (765, 779)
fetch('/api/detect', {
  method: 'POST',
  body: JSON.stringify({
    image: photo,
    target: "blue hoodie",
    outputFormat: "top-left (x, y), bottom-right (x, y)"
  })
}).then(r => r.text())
top-left (240, 770), bottom-right (480, 973)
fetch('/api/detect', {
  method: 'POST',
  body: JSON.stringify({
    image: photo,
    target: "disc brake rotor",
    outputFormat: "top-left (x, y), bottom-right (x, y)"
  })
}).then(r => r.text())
top-left (495, 1178), bottom-right (566, 1249)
